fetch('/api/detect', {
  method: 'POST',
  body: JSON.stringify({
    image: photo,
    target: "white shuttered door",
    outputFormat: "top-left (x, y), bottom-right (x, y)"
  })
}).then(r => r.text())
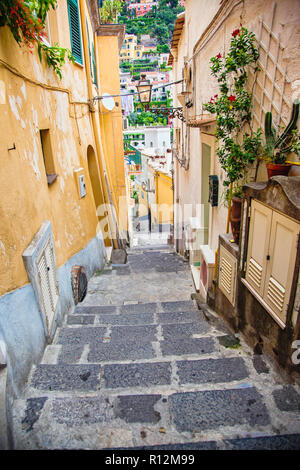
top-left (245, 200), bottom-right (272, 297)
top-left (264, 211), bottom-right (299, 323)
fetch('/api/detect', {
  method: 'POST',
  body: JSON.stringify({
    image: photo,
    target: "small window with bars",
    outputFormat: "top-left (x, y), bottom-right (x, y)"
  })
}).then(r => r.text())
top-left (67, 0), bottom-right (83, 65)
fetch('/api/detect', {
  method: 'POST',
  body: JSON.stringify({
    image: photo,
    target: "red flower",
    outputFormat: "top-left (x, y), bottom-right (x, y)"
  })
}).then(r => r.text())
top-left (232, 29), bottom-right (240, 37)
top-left (228, 95), bottom-right (236, 102)
top-left (216, 53), bottom-right (221, 59)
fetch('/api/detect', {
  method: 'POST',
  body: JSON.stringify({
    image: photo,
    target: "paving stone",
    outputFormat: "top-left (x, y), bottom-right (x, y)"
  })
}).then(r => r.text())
top-left (157, 310), bottom-right (205, 324)
top-left (56, 327), bottom-right (106, 345)
top-left (103, 362), bottom-right (172, 389)
top-left (31, 364), bottom-right (101, 391)
top-left (169, 387), bottom-right (270, 432)
top-left (224, 434), bottom-right (300, 450)
top-left (51, 397), bottom-right (114, 426)
top-left (177, 357), bottom-right (249, 384)
top-left (272, 386), bottom-right (300, 411)
top-left (253, 355), bottom-right (270, 374)
top-left (161, 337), bottom-right (215, 357)
top-left (73, 306), bottom-right (117, 315)
top-left (21, 397), bottom-right (47, 432)
top-left (119, 303), bottom-right (157, 314)
top-left (67, 315), bottom-right (95, 325)
top-left (97, 312), bottom-right (154, 326)
top-left (110, 325), bottom-right (157, 342)
top-left (161, 322), bottom-right (211, 340)
top-left (160, 301), bottom-right (197, 312)
top-left (88, 340), bottom-right (155, 362)
top-left (57, 344), bottom-right (84, 364)
top-left (114, 394), bottom-right (161, 423)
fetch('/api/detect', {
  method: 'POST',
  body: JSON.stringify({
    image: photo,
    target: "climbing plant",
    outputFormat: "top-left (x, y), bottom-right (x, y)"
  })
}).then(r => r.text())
top-left (204, 27), bottom-right (262, 200)
top-left (0, 0), bottom-right (74, 78)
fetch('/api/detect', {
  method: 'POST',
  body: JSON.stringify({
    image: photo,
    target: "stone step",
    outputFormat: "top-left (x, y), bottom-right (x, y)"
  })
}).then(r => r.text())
top-left (14, 382), bottom-right (296, 450)
top-left (67, 310), bottom-right (206, 326)
top-left (73, 300), bottom-right (198, 315)
top-left (28, 356), bottom-right (251, 395)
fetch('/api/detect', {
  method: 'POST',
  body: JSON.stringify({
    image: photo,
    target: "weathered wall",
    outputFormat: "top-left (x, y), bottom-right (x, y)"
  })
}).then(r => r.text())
top-left (173, 0), bottom-right (300, 253)
top-left (0, 1), bottom-right (110, 396)
top-left (0, 1), bottom-right (103, 296)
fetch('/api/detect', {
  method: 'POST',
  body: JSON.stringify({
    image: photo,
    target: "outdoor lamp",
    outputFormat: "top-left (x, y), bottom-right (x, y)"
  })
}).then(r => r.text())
top-left (137, 74), bottom-right (152, 109)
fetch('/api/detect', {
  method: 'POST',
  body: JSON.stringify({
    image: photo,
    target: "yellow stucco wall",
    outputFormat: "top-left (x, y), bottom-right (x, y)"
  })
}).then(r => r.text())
top-left (155, 171), bottom-right (173, 225)
top-left (97, 32), bottom-right (127, 234)
top-left (0, 1), bottom-right (118, 295)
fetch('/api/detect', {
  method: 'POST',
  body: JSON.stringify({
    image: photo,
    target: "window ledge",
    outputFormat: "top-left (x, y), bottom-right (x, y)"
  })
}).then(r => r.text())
top-left (47, 174), bottom-right (58, 185)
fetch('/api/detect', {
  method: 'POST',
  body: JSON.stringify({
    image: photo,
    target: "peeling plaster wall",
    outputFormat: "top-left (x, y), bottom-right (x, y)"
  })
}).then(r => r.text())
top-left (0, 3), bottom-right (103, 296)
top-left (0, 1), bottom-right (109, 397)
top-left (0, 234), bottom-right (106, 398)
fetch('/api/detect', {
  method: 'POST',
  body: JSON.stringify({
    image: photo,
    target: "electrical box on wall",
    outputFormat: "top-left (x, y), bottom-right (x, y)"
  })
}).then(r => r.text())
top-left (208, 175), bottom-right (218, 207)
top-left (74, 168), bottom-right (86, 199)
top-left (79, 174), bottom-right (86, 198)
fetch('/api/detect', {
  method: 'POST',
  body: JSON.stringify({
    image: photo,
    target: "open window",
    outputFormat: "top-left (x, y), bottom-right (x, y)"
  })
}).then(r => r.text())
top-left (40, 129), bottom-right (57, 185)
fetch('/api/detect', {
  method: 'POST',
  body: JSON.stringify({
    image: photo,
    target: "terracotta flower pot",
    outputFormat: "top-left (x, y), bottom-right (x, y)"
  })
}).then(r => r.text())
top-left (230, 196), bottom-right (242, 244)
top-left (266, 162), bottom-right (291, 179)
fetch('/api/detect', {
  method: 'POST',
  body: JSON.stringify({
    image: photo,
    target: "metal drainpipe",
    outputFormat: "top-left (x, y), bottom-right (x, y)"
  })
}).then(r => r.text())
top-left (78, 0), bottom-right (118, 249)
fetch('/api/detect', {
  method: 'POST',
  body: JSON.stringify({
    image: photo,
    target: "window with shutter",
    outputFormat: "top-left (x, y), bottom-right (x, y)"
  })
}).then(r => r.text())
top-left (92, 43), bottom-right (97, 86)
top-left (67, 0), bottom-right (83, 65)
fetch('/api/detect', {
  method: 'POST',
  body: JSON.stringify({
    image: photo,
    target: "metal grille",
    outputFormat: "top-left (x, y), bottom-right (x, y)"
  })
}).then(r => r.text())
top-left (37, 238), bottom-right (58, 331)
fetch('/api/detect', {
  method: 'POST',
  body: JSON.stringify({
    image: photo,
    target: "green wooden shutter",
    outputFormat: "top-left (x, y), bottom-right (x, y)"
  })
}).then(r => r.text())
top-left (92, 43), bottom-right (97, 87)
top-left (67, 0), bottom-right (83, 65)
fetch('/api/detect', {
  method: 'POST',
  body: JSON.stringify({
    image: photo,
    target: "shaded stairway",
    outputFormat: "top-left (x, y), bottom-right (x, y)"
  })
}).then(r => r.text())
top-left (12, 246), bottom-right (300, 449)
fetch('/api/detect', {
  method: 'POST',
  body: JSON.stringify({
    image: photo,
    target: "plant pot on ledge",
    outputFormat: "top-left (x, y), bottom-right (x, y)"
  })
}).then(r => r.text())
top-left (266, 162), bottom-right (291, 179)
top-left (230, 196), bottom-right (242, 244)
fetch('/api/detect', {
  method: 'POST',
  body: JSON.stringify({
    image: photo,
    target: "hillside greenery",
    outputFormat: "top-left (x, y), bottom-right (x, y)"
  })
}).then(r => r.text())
top-left (118, 0), bottom-right (184, 47)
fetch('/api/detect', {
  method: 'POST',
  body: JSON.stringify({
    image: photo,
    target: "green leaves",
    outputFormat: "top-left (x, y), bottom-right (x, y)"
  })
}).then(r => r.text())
top-left (203, 27), bottom-right (261, 191)
top-left (0, 0), bottom-right (73, 78)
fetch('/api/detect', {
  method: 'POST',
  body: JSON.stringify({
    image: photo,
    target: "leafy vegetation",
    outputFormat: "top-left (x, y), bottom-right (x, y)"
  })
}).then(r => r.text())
top-left (118, 0), bottom-right (184, 46)
top-left (204, 27), bottom-right (262, 201)
top-left (0, 0), bottom-right (74, 78)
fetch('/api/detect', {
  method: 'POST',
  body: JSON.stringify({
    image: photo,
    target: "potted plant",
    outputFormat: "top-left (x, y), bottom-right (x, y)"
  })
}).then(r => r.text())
top-left (262, 100), bottom-right (300, 178)
top-left (204, 27), bottom-right (262, 243)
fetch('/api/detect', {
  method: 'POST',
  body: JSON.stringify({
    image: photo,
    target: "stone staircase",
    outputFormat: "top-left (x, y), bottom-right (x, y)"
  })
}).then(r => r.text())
top-left (11, 246), bottom-right (300, 449)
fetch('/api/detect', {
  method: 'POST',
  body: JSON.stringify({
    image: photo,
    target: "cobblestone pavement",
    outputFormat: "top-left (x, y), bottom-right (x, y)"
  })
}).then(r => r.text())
top-left (12, 245), bottom-right (300, 449)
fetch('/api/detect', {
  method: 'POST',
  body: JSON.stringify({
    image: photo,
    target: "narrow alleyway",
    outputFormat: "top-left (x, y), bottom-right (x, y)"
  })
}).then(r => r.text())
top-left (12, 244), bottom-right (300, 450)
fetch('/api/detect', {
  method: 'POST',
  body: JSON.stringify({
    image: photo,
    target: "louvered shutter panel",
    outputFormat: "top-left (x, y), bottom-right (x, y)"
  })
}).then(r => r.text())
top-left (263, 211), bottom-right (299, 323)
top-left (219, 245), bottom-right (237, 305)
top-left (67, 0), bottom-right (83, 65)
top-left (92, 43), bottom-right (97, 86)
top-left (245, 200), bottom-right (272, 297)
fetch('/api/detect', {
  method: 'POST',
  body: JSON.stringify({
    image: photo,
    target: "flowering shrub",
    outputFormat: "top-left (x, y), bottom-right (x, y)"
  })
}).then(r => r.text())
top-left (204, 27), bottom-right (262, 198)
top-left (0, 0), bottom-right (74, 78)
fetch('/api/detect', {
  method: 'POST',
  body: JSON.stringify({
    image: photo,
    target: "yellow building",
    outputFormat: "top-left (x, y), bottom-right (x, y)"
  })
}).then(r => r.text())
top-left (120, 33), bottom-right (138, 61)
top-left (0, 0), bottom-right (127, 395)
